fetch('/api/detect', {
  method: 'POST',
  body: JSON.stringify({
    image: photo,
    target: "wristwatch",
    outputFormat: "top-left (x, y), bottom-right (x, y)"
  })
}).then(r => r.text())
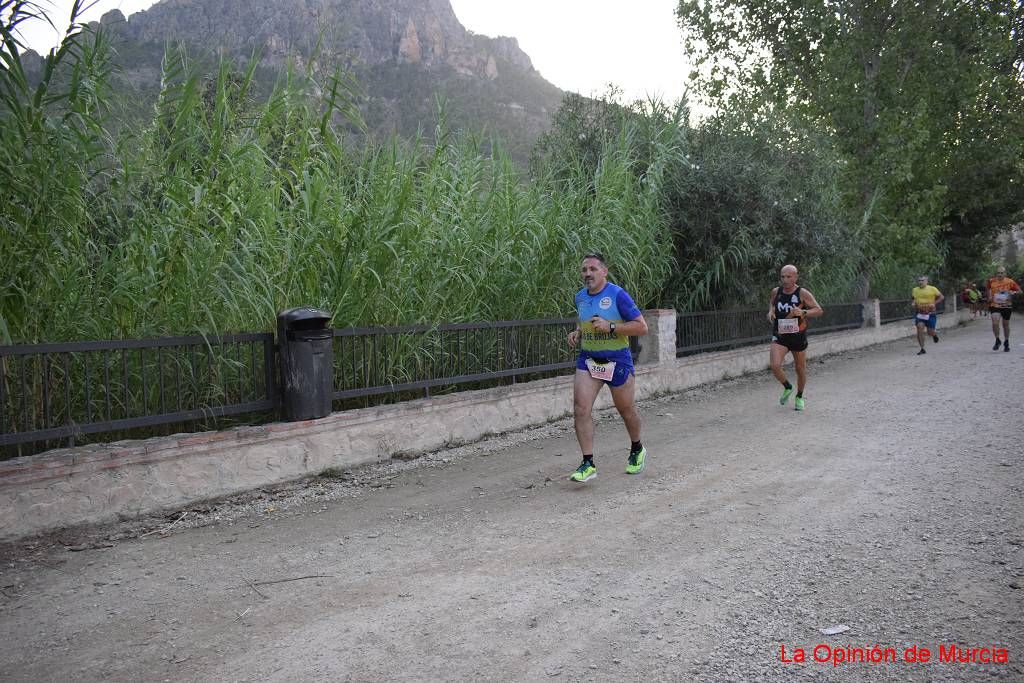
top-left (609, 322), bottom-right (617, 336)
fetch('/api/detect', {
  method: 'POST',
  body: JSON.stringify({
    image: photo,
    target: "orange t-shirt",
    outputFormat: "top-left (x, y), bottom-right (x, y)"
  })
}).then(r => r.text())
top-left (988, 277), bottom-right (1021, 308)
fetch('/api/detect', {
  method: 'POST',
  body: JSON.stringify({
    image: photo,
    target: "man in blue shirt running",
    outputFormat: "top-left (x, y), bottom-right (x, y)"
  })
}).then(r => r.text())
top-left (566, 252), bottom-right (649, 482)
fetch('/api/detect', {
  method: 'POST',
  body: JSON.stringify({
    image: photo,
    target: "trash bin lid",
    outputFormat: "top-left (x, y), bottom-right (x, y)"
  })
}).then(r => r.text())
top-left (278, 307), bottom-right (333, 329)
top-left (286, 327), bottom-right (334, 340)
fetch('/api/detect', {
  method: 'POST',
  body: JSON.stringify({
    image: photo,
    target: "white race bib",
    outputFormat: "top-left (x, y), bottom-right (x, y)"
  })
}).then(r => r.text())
top-left (994, 291), bottom-right (1010, 304)
top-left (915, 313), bottom-right (931, 321)
top-left (777, 317), bottom-right (800, 334)
top-left (585, 358), bottom-right (616, 382)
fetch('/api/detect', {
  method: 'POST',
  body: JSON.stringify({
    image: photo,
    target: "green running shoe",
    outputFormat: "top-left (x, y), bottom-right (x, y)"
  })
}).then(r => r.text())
top-left (626, 446), bottom-right (647, 475)
top-left (570, 460), bottom-right (597, 482)
top-left (779, 387), bottom-right (794, 405)
top-left (794, 396), bottom-right (806, 411)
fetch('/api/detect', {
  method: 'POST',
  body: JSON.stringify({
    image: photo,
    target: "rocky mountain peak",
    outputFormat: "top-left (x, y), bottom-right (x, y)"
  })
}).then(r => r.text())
top-left (35, 0), bottom-right (567, 165)
top-left (93, 0), bottom-right (537, 81)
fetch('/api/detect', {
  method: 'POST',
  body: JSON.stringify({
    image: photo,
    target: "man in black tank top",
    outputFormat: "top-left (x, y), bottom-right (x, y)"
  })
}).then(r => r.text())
top-left (767, 265), bottom-right (824, 411)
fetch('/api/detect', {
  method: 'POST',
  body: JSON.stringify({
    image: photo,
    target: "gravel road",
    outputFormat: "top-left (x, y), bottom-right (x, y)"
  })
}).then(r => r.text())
top-left (1, 321), bottom-right (1022, 682)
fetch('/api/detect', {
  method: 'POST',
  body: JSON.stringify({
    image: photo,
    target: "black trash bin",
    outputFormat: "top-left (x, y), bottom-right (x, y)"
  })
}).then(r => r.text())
top-left (277, 307), bottom-right (334, 421)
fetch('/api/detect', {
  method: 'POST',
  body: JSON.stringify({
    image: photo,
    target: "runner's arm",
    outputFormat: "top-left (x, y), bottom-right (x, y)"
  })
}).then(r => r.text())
top-left (617, 314), bottom-right (648, 337)
top-left (767, 287), bottom-right (778, 321)
top-left (589, 315), bottom-right (648, 337)
top-left (797, 290), bottom-right (824, 318)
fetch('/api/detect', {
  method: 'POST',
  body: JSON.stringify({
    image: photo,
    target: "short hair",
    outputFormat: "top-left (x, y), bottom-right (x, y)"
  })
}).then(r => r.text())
top-left (582, 252), bottom-right (606, 265)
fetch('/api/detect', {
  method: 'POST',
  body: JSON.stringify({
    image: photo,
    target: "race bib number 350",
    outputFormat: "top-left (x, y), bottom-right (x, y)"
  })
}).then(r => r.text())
top-left (585, 358), bottom-right (617, 382)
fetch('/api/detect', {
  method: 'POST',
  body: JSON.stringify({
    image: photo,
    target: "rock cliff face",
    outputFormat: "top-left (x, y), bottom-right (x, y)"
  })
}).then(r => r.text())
top-left (85, 0), bottom-right (562, 161)
top-left (98, 0), bottom-right (534, 80)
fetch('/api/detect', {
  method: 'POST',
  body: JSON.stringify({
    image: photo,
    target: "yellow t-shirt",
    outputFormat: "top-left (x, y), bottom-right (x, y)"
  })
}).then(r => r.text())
top-left (911, 285), bottom-right (941, 309)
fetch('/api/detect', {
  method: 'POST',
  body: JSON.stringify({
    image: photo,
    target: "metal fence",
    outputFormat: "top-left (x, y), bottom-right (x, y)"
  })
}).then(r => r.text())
top-left (0, 300), bottom-right (900, 455)
top-left (0, 334), bottom-right (276, 456)
top-left (0, 320), bottom-right (581, 456)
top-left (675, 308), bottom-right (768, 357)
top-left (880, 298), bottom-right (946, 324)
top-left (810, 302), bottom-right (864, 334)
top-left (331, 318), bottom-right (577, 404)
top-left (676, 302), bottom-right (864, 357)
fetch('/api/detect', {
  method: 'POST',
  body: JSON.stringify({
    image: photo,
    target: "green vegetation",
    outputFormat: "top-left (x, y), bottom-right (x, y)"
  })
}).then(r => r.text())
top-left (532, 94), bottom-right (861, 309)
top-left (5, 1), bottom-right (1021, 348)
top-left (0, 5), bottom-right (669, 344)
top-left (675, 0), bottom-right (1024, 295)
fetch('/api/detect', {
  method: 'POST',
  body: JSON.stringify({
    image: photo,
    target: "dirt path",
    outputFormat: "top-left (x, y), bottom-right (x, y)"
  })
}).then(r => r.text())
top-left (1, 322), bottom-right (1022, 682)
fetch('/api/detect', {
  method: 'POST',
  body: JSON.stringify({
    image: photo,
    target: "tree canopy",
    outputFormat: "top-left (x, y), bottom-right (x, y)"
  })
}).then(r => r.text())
top-left (676, 0), bottom-right (1024, 291)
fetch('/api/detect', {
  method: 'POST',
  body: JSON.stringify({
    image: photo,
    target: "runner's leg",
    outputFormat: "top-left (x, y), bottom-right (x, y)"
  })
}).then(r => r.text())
top-left (609, 374), bottom-right (640, 442)
top-left (793, 349), bottom-right (807, 394)
top-left (770, 343), bottom-right (789, 385)
top-left (573, 370), bottom-right (604, 457)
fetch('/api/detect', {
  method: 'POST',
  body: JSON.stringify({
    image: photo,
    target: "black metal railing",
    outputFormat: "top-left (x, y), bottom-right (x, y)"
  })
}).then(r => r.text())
top-left (879, 299), bottom-right (910, 324)
top-left (676, 302), bottom-right (865, 356)
top-left (676, 308), bottom-right (768, 357)
top-left (808, 302), bottom-right (864, 335)
top-left (331, 318), bottom-right (577, 404)
top-left (0, 300), bottom-right (900, 454)
top-left (0, 333), bottom-right (276, 455)
top-left (880, 298), bottom-right (946, 324)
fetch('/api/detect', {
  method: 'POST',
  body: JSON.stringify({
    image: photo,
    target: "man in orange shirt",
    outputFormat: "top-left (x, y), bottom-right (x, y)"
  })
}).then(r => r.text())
top-left (987, 265), bottom-right (1022, 352)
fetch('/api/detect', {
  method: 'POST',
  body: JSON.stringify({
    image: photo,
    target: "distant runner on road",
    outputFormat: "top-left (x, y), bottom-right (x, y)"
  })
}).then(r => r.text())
top-left (566, 252), bottom-right (649, 482)
top-left (767, 264), bottom-right (823, 411)
top-left (911, 276), bottom-right (944, 355)
top-left (986, 265), bottom-right (1021, 352)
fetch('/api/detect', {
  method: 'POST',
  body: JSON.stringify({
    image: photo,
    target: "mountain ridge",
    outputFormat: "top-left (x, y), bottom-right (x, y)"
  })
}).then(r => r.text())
top-left (39, 0), bottom-right (567, 161)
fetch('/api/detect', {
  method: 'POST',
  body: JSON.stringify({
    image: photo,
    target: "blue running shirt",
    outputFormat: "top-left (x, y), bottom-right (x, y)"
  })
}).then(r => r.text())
top-left (575, 283), bottom-right (641, 364)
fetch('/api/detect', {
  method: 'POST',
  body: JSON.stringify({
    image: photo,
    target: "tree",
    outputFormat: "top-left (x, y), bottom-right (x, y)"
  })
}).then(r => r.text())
top-left (676, 0), bottom-right (1024, 295)
top-left (531, 90), bottom-right (860, 308)
top-left (936, 4), bottom-right (1024, 282)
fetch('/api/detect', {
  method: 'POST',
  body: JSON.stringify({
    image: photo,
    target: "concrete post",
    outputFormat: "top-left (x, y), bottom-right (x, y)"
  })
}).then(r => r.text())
top-left (862, 299), bottom-right (881, 330)
top-left (636, 309), bottom-right (677, 365)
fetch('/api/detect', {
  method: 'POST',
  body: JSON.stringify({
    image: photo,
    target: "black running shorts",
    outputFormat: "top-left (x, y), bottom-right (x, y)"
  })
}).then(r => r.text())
top-left (772, 332), bottom-right (808, 353)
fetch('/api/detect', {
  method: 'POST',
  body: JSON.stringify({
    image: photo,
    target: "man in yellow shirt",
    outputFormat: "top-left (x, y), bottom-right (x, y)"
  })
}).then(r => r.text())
top-left (911, 276), bottom-right (944, 355)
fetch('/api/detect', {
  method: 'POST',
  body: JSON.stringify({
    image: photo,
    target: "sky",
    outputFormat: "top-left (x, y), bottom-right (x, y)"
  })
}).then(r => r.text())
top-left (16, 0), bottom-right (691, 104)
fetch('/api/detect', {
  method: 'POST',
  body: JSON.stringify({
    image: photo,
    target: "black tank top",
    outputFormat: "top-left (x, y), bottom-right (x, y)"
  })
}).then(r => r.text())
top-left (774, 286), bottom-right (804, 336)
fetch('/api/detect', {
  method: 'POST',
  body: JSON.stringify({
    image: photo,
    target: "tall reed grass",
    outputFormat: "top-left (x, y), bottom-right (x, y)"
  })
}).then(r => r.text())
top-left (0, 8), bottom-right (672, 344)
top-left (1, 3), bottom-right (920, 349)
